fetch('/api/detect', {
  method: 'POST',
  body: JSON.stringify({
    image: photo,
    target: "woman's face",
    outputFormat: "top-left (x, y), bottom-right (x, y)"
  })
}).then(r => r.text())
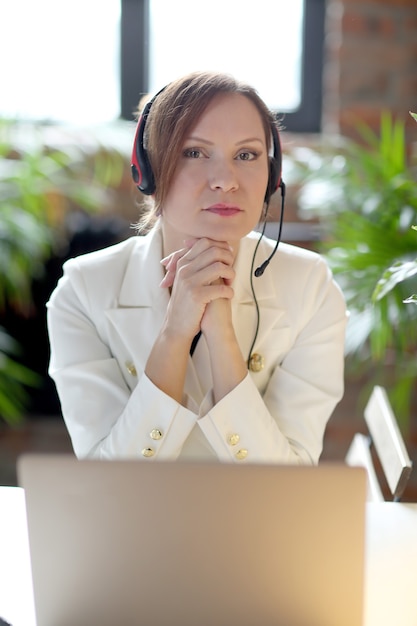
top-left (161, 93), bottom-right (270, 252)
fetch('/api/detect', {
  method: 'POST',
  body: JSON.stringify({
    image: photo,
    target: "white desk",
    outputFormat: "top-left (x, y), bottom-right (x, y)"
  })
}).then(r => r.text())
top-left (0, 488), bottom-right (36, 626)
top-left (364, 502), bottom-right (417, 625)
top-left (0, 487), bottom-right (416, 626)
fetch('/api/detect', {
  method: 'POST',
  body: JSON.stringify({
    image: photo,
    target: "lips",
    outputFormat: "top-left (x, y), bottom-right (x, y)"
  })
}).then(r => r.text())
top-left (204, 203), bottom-right (242, 216)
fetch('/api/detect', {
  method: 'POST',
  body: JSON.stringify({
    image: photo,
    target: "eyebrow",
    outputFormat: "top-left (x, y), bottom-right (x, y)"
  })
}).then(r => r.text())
top-left (185, 135), bottom-right (265, 146)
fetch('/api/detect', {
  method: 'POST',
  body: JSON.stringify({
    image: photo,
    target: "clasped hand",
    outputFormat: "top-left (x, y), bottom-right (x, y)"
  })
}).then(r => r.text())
top-left (160, 238), bottom-right (236, 343)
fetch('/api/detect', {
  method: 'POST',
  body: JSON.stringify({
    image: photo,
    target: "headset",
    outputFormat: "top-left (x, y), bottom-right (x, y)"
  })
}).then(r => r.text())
top-left (130, 85), bottom-right (286, 278)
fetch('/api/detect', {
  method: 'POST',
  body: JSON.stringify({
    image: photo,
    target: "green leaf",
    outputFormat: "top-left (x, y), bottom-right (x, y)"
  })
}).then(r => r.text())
top-left (372, 260), bottom-right (417, 302)
top-left (410, 112), bottom-right (417, 123)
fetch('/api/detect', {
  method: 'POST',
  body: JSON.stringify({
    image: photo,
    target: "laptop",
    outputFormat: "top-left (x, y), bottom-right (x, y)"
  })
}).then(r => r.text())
top-left (17, 455), bottom-right (367, 626)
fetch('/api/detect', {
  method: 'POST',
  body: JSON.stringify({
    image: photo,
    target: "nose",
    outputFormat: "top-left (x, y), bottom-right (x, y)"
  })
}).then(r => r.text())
top-left (208, 158), bottom-right (239, 192)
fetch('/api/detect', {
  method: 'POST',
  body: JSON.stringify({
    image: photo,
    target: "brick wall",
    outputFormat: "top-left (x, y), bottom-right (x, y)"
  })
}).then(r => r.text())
top-left (323, 0), bottom-right (417, 147)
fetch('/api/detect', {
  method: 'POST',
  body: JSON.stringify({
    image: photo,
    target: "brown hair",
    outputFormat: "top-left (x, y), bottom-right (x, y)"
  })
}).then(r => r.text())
top-left (135, 71), bottom-right (278, 233)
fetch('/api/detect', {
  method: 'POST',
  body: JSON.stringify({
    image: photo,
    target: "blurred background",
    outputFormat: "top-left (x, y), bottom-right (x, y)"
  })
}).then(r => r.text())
top-left (0, 0), bottom-right (416, 498)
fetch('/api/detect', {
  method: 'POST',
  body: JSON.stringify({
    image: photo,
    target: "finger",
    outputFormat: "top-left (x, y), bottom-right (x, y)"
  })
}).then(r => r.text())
top-left (160, 246), bottom-right (189, 269)
top-left (178, 245), bottom-right (235, 279)
top-left (202, 282), bottom-right (235, 302)
top-left (160, 268), bottom-right (176, 288)
top-left (184, 238), bottom-right (234, 259)
top-left (161, 239), bottom-right (233, 271)
top-left (160, 239), bottom-right (234, 289)
top-left (196, 261), bottom-right (236, 287)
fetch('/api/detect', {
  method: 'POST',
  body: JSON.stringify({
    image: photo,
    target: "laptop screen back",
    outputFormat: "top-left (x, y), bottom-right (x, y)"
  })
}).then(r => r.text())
top-left (18, 456), bottom-right (367, 626)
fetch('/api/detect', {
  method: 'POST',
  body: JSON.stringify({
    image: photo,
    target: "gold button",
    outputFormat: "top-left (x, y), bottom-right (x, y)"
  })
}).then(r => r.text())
top-left (235, 448), bottom-right (248, 461)
top-left (150, 429), bottom-right (163, 441)
top-left (141, 447), bottom-right (154, 458)
top-left (126, 361), bottom-right (137, 376)
top-left (227, 433), bottom-right (240, 446)
top-left (249, 353), bottom-right (264, 372)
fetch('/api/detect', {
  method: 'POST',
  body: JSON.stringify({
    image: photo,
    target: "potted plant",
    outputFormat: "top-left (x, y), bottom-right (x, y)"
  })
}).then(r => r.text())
top-left (0, 119), bottom-right (127, 425)
top-left (286, 112), bottom-right (417, 430)
top-left (372, 113), bottom-right (417, 309)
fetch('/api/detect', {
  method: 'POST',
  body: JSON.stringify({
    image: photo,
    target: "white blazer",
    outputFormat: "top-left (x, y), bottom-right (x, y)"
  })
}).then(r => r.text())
top-left (47, 226), bottom-right (347, 464)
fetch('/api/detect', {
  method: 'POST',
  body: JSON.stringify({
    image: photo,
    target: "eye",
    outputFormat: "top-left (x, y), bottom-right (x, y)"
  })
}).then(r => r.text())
top-left (236, 150), bottom-right (258, 161)
top-left (183, 148), bottom-right (203, 159)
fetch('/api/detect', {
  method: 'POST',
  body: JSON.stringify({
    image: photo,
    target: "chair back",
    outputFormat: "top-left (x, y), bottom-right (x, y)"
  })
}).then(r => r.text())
top-left (364, 386), bottom-right (413, 501)
top-left (346, 432), bottom-right (384, 502)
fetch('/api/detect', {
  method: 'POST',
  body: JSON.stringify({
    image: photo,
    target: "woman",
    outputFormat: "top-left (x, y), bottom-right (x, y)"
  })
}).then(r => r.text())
top-left (47, 71), bottom-right (347, 464)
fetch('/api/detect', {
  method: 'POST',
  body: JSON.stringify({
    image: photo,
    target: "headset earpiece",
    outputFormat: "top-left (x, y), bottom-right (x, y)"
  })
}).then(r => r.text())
top-left (265, 158), bottom-right (279, 203)
top-left (264, 123), bottom-right (282, 203)
top-left (131, 102), bottom-right (155, 195)
top-left (131, 87), bottom-right (166, 196)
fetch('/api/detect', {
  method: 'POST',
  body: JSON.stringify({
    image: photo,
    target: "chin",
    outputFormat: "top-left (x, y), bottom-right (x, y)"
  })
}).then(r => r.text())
top-left (202, 220), bottom-right (254, 243)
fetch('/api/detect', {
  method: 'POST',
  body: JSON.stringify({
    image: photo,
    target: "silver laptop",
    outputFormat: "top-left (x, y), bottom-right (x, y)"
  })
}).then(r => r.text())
top-left (18, 455), bottom-right (367, 626)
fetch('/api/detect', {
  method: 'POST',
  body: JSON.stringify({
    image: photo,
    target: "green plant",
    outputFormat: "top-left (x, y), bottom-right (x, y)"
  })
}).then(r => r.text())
top-left (372, 113), bottom-right (417, 308)
top-left (372, 224), bottom-right (417, 305)
top-left (0, 119), bottom-right (126, 424)
top-left (287, 112), bottom-right (417, 428)
top-left (0, 326), bottom-right (40, 423)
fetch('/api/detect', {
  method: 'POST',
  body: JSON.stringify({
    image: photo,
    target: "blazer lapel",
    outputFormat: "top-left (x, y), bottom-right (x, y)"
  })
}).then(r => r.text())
top-left (104, 227), bottom-right (170, 366)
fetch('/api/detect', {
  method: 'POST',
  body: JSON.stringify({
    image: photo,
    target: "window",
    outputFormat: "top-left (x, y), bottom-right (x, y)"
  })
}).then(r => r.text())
top-left (1, 0), bottom-right (325, 131)
top-left (121, 0), bottom-right (325, 132)
top-left (0, 1), bottom-right (120, 124)
top-left (148, 0), bottom-right (303, 113)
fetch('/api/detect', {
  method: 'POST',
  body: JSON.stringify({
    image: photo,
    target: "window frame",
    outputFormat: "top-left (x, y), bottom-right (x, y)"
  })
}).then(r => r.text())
top-left (120, 0), bottom-right (325, 132)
